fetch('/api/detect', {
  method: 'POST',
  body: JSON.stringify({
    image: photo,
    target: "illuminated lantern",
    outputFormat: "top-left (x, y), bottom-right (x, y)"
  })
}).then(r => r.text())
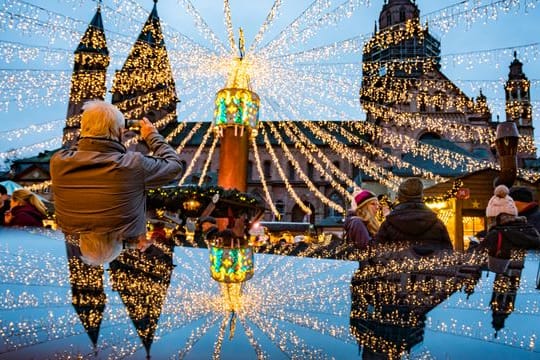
top-left (182, 198), bottom-right (201, 212)
top-left (214, 88), bottom-right (260, 130)
top-left (213, 29), bottom-right (260, 135)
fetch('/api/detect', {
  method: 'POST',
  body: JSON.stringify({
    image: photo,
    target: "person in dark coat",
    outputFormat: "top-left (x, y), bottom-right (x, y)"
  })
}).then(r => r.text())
top-left (480, 185), bottom-right (540, 273)
top-left (375, 177), bottom-right (452, 254)
top-left (4, 189), bottom-right (46, 227)
top-left (0, 184), bottom-right (10, 226)
top-left (509, 186), bottom-right (540, 232)
top-left (343, 189), bottom-right (380, 250)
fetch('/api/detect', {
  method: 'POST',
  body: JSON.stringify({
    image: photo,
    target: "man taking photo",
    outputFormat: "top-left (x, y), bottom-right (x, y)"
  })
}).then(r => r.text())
top-left (51, 100), bottom-right (182, 265)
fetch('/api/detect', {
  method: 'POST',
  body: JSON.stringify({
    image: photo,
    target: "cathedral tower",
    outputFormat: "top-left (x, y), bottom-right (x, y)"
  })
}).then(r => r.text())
top-left (63, 3), bottom-right (110, 147)
top-left (505, 52), bottom-right (536, 161)
top-left (360, 0), bottom-right (493, 162)
top-left (111, 0), bottom-right (178, 137)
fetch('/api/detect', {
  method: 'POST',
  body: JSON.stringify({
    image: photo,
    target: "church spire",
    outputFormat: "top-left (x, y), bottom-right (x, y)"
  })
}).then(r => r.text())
top-left (111, 0), bottom-right (178, 147)
top-left (63, 2), bottom-right (110, 147)
top-left (504, 51), bottom-right (535, 162)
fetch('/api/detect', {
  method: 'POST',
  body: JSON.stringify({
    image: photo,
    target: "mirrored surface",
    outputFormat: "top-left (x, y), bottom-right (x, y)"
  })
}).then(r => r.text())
top-left (0, 228), bottom-right (539, 359)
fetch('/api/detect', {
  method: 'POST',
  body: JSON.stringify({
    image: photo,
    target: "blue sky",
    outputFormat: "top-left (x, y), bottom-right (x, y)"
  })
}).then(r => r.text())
top-left (0, 0), bottom-right (539, 161)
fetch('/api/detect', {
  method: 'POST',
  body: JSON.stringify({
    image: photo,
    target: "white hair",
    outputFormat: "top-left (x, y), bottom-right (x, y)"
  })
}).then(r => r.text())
top-left (79, 231), bottom-right (123, 266)
top-left (80, 100), bottom-right (124, 139)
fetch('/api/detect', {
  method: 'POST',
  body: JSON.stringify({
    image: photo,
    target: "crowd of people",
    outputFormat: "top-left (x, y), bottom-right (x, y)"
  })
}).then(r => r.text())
top-left (344, 177), bottom-right (453, 255)
top-left (1, 186), bottom-right (47, 227)
top-left (2, 100), bottom-right (540, 270)
top-left (343, 177), bottom-right (540, 270)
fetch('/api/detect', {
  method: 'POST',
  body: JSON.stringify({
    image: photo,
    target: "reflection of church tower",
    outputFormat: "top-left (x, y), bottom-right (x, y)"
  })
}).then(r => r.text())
top-left (360, 0), bottom-right (493, 158)
top-left (504, 52), bottom-right (536, 163)
top-left (111, 0), bottom-right (178, 136)
top-left (66, 242), bottom-right (106, 349)
top-left (63, 3), bottom-right (109, 147)
top-left (109, 244), bottom-right (174, 358)
top-left (350, 252), bottom-right (482, 359)
top-left (490, 255), bottom-right (525, 337)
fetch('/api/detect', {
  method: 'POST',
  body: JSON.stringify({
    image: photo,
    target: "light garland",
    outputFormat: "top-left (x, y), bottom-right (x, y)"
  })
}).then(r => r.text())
top-left (223, 0), bottom-right (235, 54)
top-left (247, 0), bottom-right (282, 54)
top-left (197, 130), bottom-right (219, 187)
top-left (346, 120), bottom-right (497, 173)
top-left (265, 121), bottom-right (344, 214)
top-left (425, 0), bottom-right (540, 35)
top-left (259, 124), bottom-right (312, 215)
top-left (250, 134), bottom-right (281, 219)
top-left (178, 123), bottom-right (215, 186)
top-left (301, 120), bottom-right (402, 191)
top-left (279, 121), bottom-right (353, 202)
top-left (174, 121), bottom-right (203, 155)
top-left (178, 0), bottom-right (228, 55)
top-left (284, 121), bottom-right (358, 192)
top-left (327, 121), bottom-right (447, 182)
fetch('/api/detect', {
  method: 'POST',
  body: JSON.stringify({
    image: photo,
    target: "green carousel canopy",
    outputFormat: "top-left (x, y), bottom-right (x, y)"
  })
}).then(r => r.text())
top-left (146, 185), bottom-right (265, 219)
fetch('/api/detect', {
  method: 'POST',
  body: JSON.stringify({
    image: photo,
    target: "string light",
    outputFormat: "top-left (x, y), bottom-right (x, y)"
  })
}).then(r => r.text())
top-left (279, 121), bottom-right (354, 202)
top-left (197, 132), bottom-right (219, 187)
top-left (266, 121), bottom-right (344, 214)
top-left (223, 0), bottom-right (235, 54)
top-left (178, 123), bottom-right (214, 186)
top-left (301, 120), bottom-right (402, 191)
top-left (259, 124), bottom-right (312, 215)
top-left (284, 121), bottom-right (358, 193)
top-left (250, 135), bottom-right (281, 219)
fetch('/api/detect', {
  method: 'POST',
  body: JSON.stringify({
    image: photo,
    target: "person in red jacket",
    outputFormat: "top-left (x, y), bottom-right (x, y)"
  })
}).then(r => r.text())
top-left (4, 189), bottom-right (47, 227)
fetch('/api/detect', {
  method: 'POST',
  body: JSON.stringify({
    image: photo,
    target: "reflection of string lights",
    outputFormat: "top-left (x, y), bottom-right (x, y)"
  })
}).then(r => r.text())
top-left (0, 229), bottom-right (539, 357)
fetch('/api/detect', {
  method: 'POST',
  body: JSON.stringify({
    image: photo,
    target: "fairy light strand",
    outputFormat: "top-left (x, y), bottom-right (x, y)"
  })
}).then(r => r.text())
top-left (177, 122), bottom-right (214, 186)
top-left (197, 129), bottom-right (219, 187)
top-left (259, 124), bottom-right (312, 215)
top-left (250, 134), bottom-right (281, 219)
top-left (265, 120), bottom-right (343, 214)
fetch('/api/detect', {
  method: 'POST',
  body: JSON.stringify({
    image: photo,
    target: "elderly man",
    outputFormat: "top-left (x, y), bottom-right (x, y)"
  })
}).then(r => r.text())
top-left (50, 100), bottom-right (182, 265)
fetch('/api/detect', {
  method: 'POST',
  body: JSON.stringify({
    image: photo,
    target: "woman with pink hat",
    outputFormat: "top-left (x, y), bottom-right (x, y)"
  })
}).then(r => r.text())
top-left (343, 189), bottom-right (380, 249)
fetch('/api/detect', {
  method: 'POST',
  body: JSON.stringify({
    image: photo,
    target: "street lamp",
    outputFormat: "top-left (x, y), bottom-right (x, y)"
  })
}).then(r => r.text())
top-left (494, 121), bottom-right (519, 188)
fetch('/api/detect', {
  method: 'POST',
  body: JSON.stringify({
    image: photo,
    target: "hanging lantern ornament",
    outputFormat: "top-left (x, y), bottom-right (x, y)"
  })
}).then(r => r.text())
top-left (214, 27), bottom-right (260, 137)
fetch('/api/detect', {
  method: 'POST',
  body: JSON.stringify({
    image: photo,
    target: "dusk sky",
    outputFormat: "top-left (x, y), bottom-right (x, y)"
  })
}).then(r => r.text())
top-left (0, 0), bottom-right (539, 162)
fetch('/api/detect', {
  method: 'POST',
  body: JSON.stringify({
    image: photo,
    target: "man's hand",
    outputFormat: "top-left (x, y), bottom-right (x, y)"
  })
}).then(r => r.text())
top-left (140, 117), bottom-right (159, 140)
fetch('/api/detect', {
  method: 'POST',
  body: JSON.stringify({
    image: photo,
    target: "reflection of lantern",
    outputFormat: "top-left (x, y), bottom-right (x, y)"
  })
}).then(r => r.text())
top-left (209, 244), bottom-right (254, 283)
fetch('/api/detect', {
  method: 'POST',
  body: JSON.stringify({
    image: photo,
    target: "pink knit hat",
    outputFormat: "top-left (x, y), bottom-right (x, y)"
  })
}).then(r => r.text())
top-left (486, 185), bottom-right (518, 217)
top-left (351, 189), bottom-right (377, 211)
